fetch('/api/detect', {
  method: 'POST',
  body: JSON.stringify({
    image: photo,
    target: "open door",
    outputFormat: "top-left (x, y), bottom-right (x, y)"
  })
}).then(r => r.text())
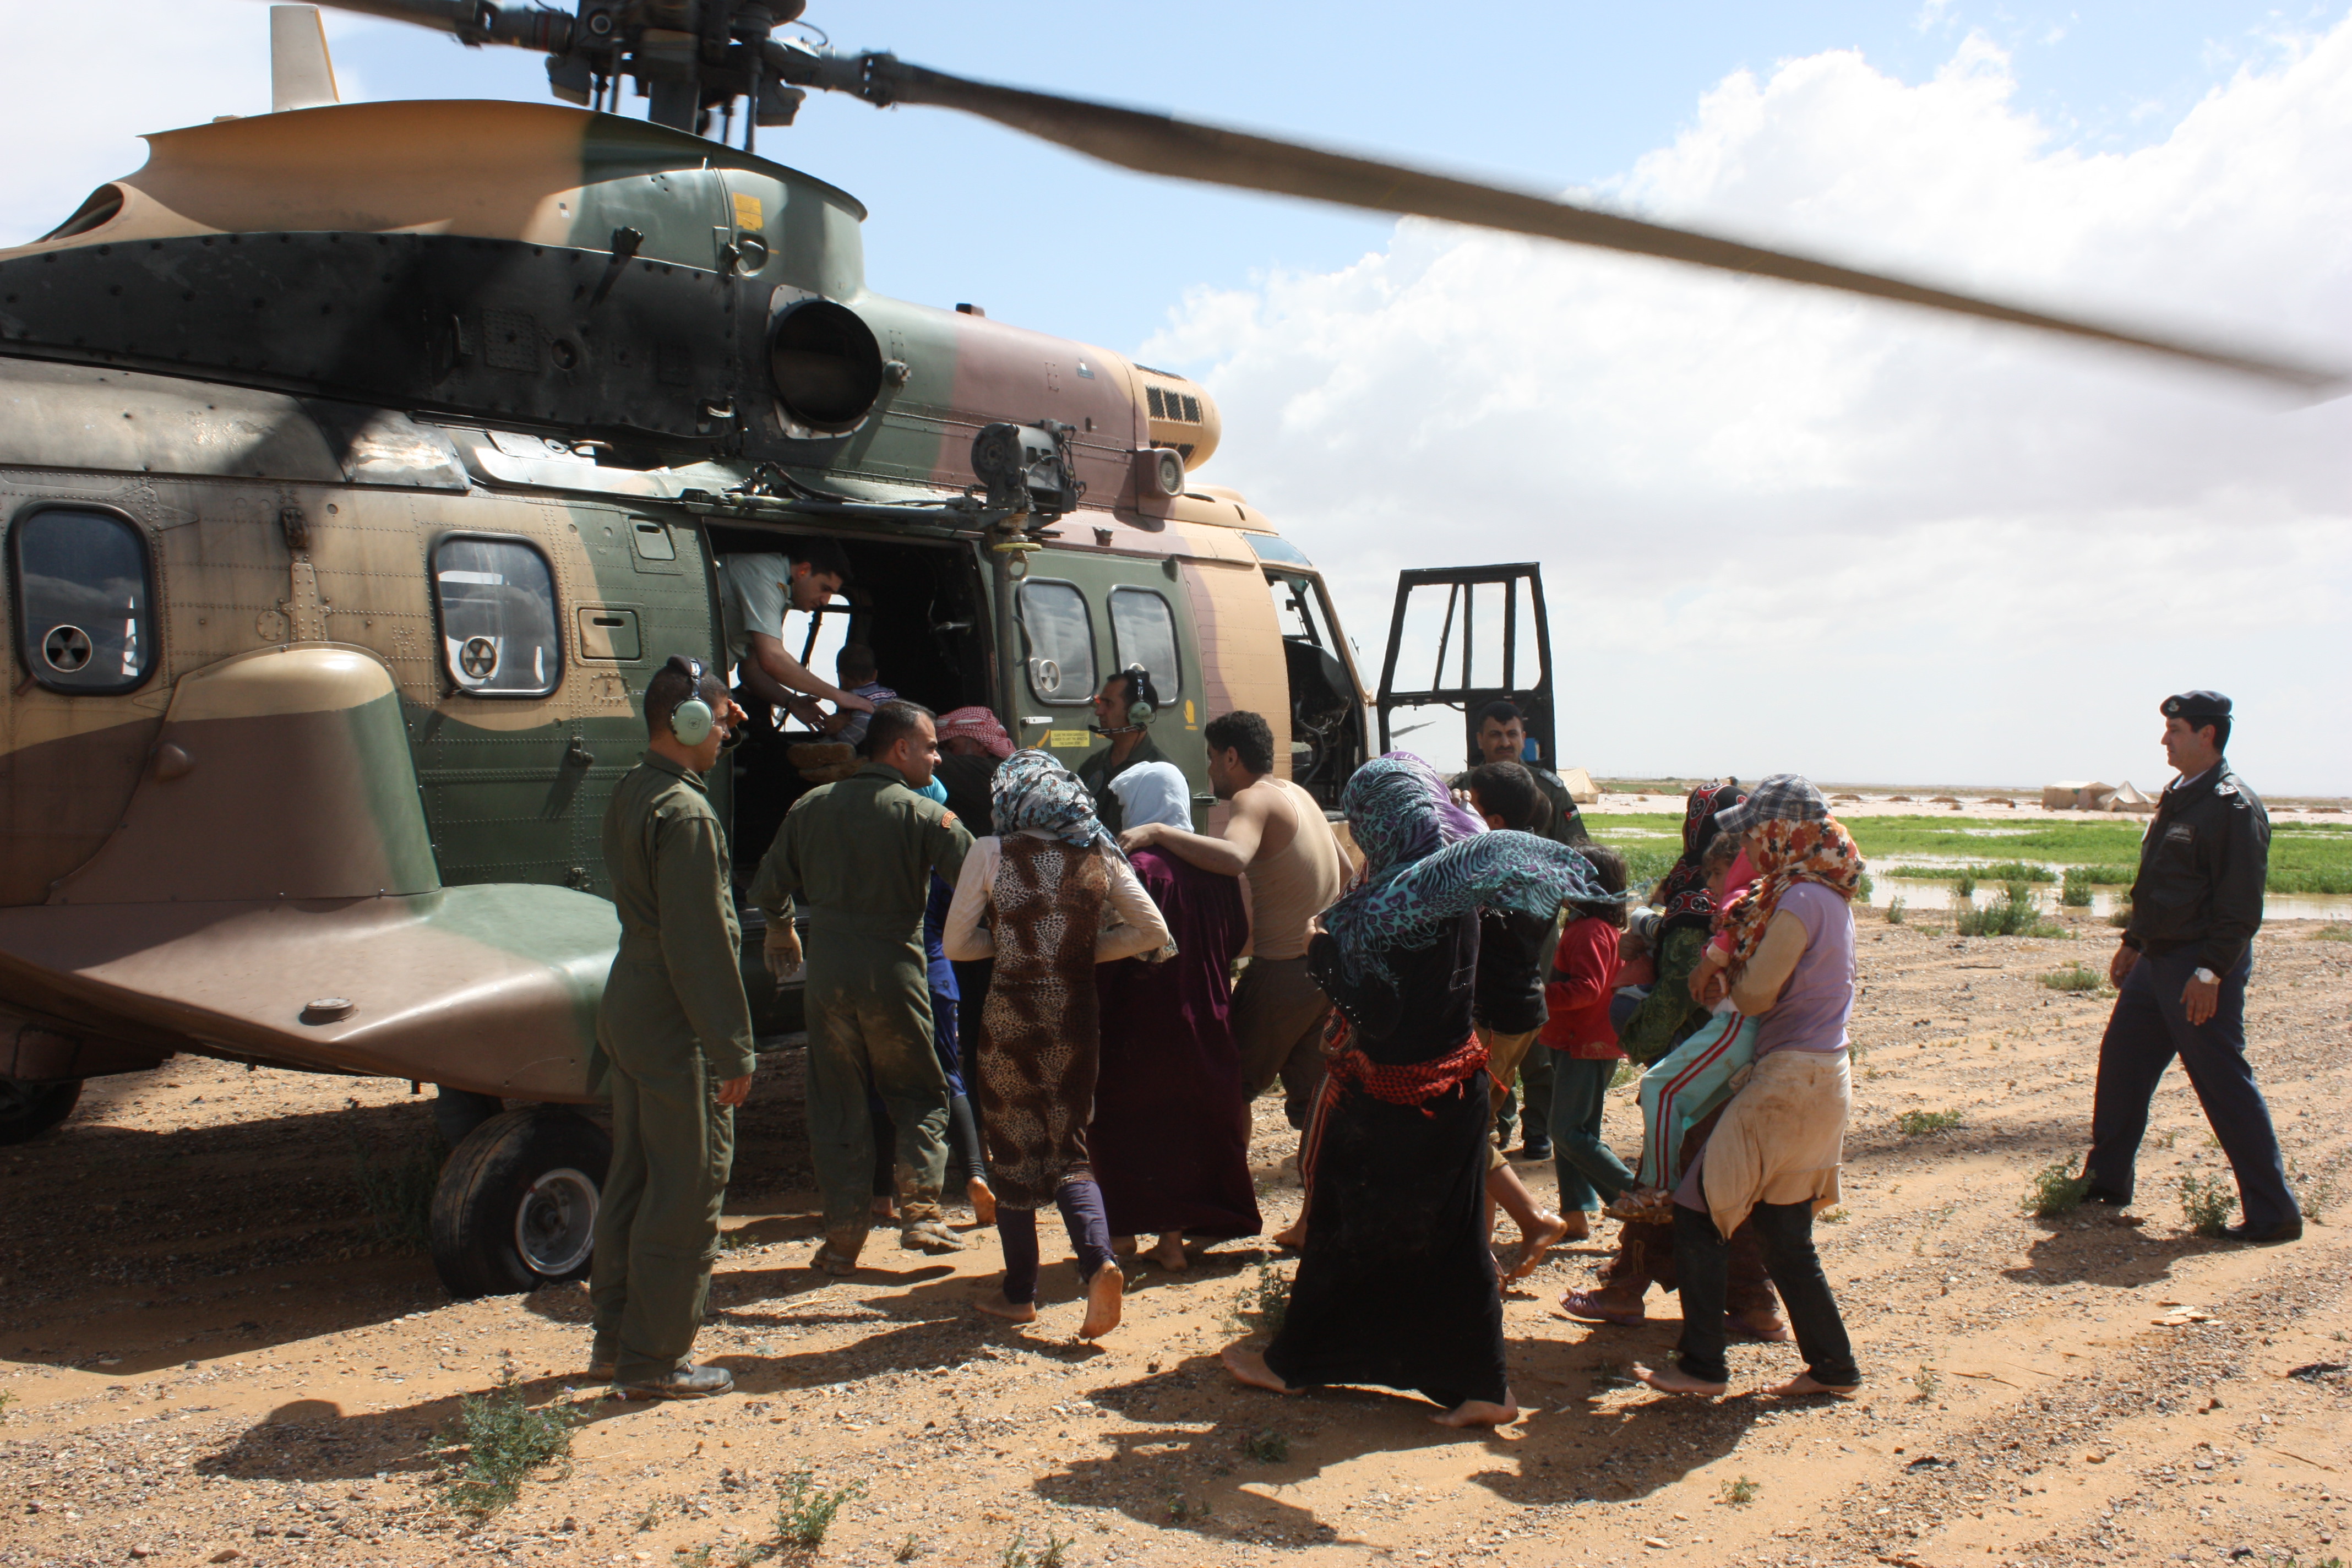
top-left (1375, 563), bottom-right (1555, 774)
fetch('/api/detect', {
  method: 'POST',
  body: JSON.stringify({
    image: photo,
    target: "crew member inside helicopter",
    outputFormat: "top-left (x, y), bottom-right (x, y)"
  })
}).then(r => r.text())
top-left (716, 539), bottom-right (873, 726)
top-left (1078, 665), bottom-right (1168, 836)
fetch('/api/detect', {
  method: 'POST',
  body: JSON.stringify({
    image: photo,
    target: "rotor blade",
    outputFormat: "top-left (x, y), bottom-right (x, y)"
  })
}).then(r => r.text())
top-left (854, 57), bottom-right (2339, 395)
top-left (294, 0), bottom-right (572, 50)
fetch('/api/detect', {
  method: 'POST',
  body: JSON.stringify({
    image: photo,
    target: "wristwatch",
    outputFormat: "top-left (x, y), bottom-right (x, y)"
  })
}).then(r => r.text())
top-left (2192, 967), bottom-right (2219, 986)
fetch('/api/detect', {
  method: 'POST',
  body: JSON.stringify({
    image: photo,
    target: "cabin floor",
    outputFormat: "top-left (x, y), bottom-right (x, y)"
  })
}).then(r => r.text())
top-left (1, 910), bottom-right (2348, 1568)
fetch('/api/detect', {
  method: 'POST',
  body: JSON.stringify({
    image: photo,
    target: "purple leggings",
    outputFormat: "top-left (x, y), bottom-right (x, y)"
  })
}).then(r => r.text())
top-left (998, 1177), bottom-right (1115, 1304)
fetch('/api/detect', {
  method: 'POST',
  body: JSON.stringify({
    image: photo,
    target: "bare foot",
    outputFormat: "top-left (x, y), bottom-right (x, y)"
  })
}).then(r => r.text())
top-left (1631, 1360), bottom-right (1728, 1397)
top-left (1504, 1211), bottom-right (1574, 1281)
top-left (1433, 1396), bottom-right (1520, 1428)
top-left (1079, 1265), bottom-right (1125, 1340)
top-left (871, 1194), bottom-right (897, 1222)
top-left (966, 1176), bottom-right (997, 1227)
top-left (973, 1289), bottom-right (1038, 1324)
top-left (1272, 1218), bottom-right (1308, 1250)
top-left (1560, 1208), bottom-right (1592, 1241)
top-left (1148, 1233), bottom-right (1189, 1272)
top-left (1221, 1342), bottom-right (1296, 1393)
top-left (1765, 1371), bottom-right (1860, 1398)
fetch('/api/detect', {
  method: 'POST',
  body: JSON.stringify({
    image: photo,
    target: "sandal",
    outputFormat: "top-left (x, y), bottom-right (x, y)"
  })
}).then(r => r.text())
top-left (900, 1219), bottom-right (967, 1254)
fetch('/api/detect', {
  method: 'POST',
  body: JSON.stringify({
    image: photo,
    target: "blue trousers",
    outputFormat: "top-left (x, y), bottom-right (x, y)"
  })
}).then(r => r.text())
top-left (2087, 948), bottom-right (2296, 1231)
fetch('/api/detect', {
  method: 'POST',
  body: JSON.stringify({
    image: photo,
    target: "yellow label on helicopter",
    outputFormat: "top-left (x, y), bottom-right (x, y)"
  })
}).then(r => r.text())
top-left (731, 192), bottom-right (764, 231)
top-left (1047, 730), bottom-right (1091, 748)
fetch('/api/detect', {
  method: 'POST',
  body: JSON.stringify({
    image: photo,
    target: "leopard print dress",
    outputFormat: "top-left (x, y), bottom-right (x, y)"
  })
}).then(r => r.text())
top-left (975, 834), bottom-right (1112, 1211)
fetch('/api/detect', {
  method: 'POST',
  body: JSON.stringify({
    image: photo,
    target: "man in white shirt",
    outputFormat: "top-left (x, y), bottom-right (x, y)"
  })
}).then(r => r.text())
top-left (715, 540), bottom-right (873, 725)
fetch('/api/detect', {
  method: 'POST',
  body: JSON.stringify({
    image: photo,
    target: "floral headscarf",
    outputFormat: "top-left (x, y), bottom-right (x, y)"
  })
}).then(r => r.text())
top-left (1656, 780), bottom-right (1745, 940)
top-left (1714, 816), bottom-right (1866, 972)
top-left (990, 748), bottom-right (1116, 852)
top-left (1322, 753), bottom-right (1620, 986)
top-left (937, 706), bottom-right (1015, 760)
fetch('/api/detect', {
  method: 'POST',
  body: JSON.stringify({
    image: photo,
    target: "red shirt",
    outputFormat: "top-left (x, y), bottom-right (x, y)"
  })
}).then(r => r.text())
top-left (1539, 915), bottom-right (1624, 1059)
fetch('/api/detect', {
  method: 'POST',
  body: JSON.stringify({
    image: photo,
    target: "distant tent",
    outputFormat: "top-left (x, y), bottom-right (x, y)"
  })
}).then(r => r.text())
top-left (1559, 766), bottom-right (1601, 805)
top-left (2042, 781), bottom-right (2116, 811)
top-left (2109, 781), bottom-right (2155, 814)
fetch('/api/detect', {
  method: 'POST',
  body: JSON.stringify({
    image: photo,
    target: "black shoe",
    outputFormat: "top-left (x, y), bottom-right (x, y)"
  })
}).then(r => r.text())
top-left (2222, 1217), bottom-right (2302, 1245)
top-left (619, 1363), bottom-right (734, 1400)
top-left (2081, 1186), bottom-right (2131, 1206)
top-left (1517, 1141), bottom-right (1554, 1162)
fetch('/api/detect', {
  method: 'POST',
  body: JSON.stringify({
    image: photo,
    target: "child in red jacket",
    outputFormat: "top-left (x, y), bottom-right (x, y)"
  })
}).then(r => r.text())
top-left (1539, 843), bottom-right (1638, 1223)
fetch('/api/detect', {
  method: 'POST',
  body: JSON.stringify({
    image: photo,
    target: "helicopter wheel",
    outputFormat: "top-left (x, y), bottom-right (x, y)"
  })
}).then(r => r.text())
top-left (0, 1076), bottom-right (81, 1145)
top-left (430, 1106), bottom-right (610, 1300)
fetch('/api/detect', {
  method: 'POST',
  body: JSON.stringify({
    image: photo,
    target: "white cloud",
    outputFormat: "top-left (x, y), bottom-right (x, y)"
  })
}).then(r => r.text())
top-left (1147, 26), bottom-right (2352, 793)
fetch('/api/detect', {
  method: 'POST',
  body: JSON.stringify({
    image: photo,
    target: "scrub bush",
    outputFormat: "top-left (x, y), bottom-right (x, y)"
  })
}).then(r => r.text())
top-left (434, 1370), bottom-right (580, 1516)
top-left (2023, 1162), bottom-right (2092, 1217)
top-left (775, 1468), bottom-right (863, 1548)
top-left (2039, 963), bottom-right (2101, 992)
top-left (2178, 1172), bottom-right (2239, 1237)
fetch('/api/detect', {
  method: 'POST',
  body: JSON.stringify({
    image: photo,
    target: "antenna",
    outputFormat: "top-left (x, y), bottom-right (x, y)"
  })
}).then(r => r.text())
top-left (270, 4), bottom-right (340, 113)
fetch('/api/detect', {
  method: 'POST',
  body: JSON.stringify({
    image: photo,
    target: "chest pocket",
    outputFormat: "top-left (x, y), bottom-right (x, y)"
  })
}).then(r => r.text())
top-left (2160, 823), bottom-right (2197, 858)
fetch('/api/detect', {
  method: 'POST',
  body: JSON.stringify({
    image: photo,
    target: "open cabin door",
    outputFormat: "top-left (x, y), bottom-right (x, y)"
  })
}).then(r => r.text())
top-left (1375, 563), bottom-right (1555, 775)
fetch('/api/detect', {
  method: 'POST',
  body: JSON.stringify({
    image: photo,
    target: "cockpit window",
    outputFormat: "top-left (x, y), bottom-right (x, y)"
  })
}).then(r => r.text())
top-left (431, 535), bottom-right (562, 698)
top-left (1108, 587), bottom-right (1182, 699)
top-left (9, 507), bottom-right (154, 695)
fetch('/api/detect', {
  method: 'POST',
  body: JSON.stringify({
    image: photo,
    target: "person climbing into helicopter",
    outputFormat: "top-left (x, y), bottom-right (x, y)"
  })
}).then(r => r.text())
top-left (1077, 665), bottom-right (1168, 835)
top-left (715, 538), bottom-right (873, 728)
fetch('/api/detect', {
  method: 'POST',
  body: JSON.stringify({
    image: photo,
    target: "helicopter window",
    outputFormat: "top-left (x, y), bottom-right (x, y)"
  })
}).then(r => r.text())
top-left (9, 507), bottom-right (153, 695)
top-left (430, 535), bottom-right (562, 699)
top-left (1241, 532), bottom-right (1314, 568)
top-left (1108, 588), bottom-right (1182, 700)
top-left (1266, 572), bottom-right (1335, 650)
top-left (1016, 580), bottom-right (1096, 705)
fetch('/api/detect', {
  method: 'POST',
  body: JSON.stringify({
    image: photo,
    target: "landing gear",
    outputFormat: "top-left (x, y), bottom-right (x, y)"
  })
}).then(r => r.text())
top-left (0, 1077), bottom-right (81, 1145)
top-left (429, 1106), bottom-right (610, 1299)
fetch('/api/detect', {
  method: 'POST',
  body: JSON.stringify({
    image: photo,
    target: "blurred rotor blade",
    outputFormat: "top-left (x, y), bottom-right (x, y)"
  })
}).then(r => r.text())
top-left (856, 57), bottom-right (2339, 395)
top-left (302, 0), bottom-right (573, 50)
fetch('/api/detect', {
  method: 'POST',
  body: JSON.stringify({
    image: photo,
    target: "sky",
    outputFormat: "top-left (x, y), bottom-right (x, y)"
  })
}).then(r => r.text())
top-left (6, 1), bottom-right (2348, 791)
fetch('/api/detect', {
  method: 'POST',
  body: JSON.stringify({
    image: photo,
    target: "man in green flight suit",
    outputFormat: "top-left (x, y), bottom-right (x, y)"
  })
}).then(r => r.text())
top-left (751, 699), bottom-right (974, 1272)
top-left (591, 656), bottom-right (758, 1400)
top-left (1076, 666), bottom-right (1167, 835)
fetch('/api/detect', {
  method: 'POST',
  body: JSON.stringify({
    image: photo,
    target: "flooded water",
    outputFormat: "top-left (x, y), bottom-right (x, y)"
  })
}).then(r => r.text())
top-left (1863, 856), bottom-right (2352, 923)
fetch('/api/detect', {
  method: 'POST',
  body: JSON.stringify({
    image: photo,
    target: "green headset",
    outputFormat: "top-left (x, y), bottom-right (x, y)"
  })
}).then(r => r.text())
top-left (1118, 663), bottom-right (1157, 723)
top-left (665, 655), bottom-right (716, 745)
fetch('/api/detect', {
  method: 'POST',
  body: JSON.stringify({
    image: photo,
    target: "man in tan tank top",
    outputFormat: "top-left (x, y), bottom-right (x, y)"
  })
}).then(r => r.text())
top-left (1118, 711), bottom-right (1348, 1134)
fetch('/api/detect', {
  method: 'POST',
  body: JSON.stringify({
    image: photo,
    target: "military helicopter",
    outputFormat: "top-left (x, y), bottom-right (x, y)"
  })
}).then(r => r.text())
top-left (0, 0), bottom-right (2327, 1297)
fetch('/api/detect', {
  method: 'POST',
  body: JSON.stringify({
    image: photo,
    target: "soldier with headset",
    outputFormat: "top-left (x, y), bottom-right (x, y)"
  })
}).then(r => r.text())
top-left (589, 656), bottom-right (759, 1398)
top-left (1080, 665), bottom-right (1169, 836)
top-left (2082, 690), bottom-right (2299, 1244)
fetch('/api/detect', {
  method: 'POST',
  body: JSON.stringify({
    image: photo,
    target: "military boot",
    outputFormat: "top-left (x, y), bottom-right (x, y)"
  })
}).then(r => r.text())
top-left (619, 1363), bottom-right (733, 1401)
top-left (811, 1227), bottom-right (865, 1276)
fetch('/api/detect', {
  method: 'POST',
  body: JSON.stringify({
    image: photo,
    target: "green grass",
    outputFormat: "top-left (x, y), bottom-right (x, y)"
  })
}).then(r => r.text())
top-left (2023, 1162), bottom-right (2092, 1217)
top-left (2179, 1172), bottom-right (2239, 1237)
top-left (999, 1530), bottom-right (1073, 1568)
top-left (1244, 1261), bottom-right (1291, 1338)
top-left (2315, 923), bottom-right (2352, 942)
top-left (2060, 867), bottom-right (2095, 907)
top-left (774, 1469), bottom-right (863, 1549)
top-left (1953, 881), bottom-right (2064, 938)
top-left (1885, 896), bottom-right (1906, 923)
top-left (433, 1371), bottom-right (581, 1517)
top-left (1722, 1476), bottom-right (1759, 1505)
top-left (2038, 963), bottom-right (2101, 992)
top-left (1896, 1109), bottom-right (1963, 1136)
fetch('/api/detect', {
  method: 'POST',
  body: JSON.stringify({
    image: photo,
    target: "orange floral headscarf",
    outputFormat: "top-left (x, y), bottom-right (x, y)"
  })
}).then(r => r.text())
top-left (1714, 816), bottom-right (1865, 973)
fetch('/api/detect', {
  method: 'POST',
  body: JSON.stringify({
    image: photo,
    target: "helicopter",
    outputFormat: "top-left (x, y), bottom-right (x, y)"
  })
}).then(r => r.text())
top-left (0, 1), bottom-right (2329, 1298)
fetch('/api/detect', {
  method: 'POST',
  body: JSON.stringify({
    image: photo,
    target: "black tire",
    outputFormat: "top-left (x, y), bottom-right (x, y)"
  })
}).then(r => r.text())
top-left (430, 1106), bottom-right (611, 1300)
top-left (0, 1077), bottom-right (81, 1145)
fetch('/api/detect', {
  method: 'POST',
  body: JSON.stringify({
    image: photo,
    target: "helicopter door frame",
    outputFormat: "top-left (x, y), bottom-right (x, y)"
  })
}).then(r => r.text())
top-left (1374, 562), bottom-right (1556, 770)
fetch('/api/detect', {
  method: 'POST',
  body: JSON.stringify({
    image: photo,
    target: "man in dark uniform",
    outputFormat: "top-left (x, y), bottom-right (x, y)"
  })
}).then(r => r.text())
top-left (750, 700), bottom-right (974, 1272)
top-left (1077, 666), bottom-right (1167, 835)
top-left (591, 656), bottom-right (758, 1399)
top-left (2083, 690), bottom-right (2299, 1243)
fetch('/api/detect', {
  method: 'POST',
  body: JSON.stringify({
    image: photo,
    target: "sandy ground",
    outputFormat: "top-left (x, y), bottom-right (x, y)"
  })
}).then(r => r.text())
top-left (4, 910), bottom-right (2349, 1568)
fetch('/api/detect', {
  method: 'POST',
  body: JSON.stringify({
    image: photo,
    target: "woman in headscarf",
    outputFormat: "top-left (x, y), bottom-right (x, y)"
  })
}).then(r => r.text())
top-left (1635, 774), bottom-right (1865, 1400)
top-left (1223, 753), bottom-right (1619, 1427)
top-left (943, 749), bottom-right (1172, 1338)
top-left (934, 704), bottom-right (1015, 1183)
top-left (1091, 761), bottom-right (1261, 1273)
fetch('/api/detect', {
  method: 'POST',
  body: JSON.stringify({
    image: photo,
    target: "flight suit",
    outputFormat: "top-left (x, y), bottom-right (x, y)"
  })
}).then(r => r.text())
top-left (591, 752), bottom-right (757, 1384)
top-left (750, 763), bottom-right (973, 1246)
top-left (1077, 731), bottom-right (1166, 836)
top-left (2087, 762), bottom-right (2296, 1229)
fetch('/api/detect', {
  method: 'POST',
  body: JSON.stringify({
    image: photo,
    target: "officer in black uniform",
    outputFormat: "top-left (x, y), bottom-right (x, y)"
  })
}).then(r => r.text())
top-left (2083, 690), bottom-right (2299, 1243)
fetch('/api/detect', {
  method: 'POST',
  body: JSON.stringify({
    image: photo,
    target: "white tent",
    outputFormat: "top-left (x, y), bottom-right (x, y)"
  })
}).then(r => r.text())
top-left (1559, 766), bottom-right (1601, 805)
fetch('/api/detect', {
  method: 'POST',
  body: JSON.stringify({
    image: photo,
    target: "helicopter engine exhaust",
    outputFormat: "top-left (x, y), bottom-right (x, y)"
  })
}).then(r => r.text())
top-left (767, 298), bottom-right (883, 433)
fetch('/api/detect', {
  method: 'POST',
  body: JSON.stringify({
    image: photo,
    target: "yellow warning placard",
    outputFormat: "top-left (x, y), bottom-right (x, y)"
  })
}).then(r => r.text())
top-left (731, 192), bottom-right (764, 231)
top-left (1047, 731), bottom-right (1092, 749)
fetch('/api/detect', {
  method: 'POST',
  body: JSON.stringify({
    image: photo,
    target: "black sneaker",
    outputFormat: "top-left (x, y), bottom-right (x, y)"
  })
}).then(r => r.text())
top-left (1517, 1141), bottom-right (1554, 1163)
top-left (2222, 1217), bottom-right (2302, 1245)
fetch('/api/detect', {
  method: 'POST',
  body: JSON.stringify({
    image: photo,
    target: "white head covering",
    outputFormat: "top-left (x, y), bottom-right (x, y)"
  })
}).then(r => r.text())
top-left (1108, 760), bottom-right (1193, 831)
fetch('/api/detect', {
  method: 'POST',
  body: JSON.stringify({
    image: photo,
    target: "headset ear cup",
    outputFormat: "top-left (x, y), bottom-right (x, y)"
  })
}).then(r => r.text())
top-left (1129, 699), bottom-right (1153, 722)
top-left (671, 698), bottom-right (715, 745)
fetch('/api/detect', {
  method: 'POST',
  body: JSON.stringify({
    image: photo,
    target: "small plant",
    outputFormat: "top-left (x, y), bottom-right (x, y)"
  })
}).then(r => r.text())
top-left (347, 1115), bottom-right (449, 1250)
top-left (1913, 1364), bottom-right (1940, 1400)
top-left (636, 1499), bottom-right (667, 1532)
top-left (2312, 922), bottom-right (2352, 941)
top-left (1722, 1474), bottom-right (1759, 1505)
top-left (1955, 881), bottom-right (2060, 938)
top-left (999, 1531), bottom-right (1072, 1568)
top-left (2023, 1162), bottom-right (2092, 1218)
top-left (1609, 1059), bottom-right (1637, 1090)
top-left (1243, 1428), bottom-right (1291, 1463)
top-left (1896, 1109), bottom-right (1962, 1136)
top-left (1818, 1207), bottom-right (1850, 1224)
top-left (2060, 868), bottom-right (2095, 907)
top-left (1247, 1260), bottom-right (1291, 1338)
top-left (2039, 963), bottom-right (2100, 993)
top-left (1954, 872), bottom-right (1977, 899)
top-left (731, 1543), bottom-right (764, 1568)
top-left (1857, 871), bottom-right (1875, 902)
top-left (433, 1370), bottom-right (580, 1517)
top-left (2179, 1172), bottom-right (2239, 1237)
top-left (2108, 898), bottom-right (2133, 929)
top-left (893, 1533), bottom-right (924, 1563)
top-left (1886, 896), bottom-right (1906, 924)
top-left (2154, 1128), bottom-right (2177, 1150)
top-left (775, 1468), bottom-right (863, 1549)
top-left (672, 1547), bottom-right (715, 1568)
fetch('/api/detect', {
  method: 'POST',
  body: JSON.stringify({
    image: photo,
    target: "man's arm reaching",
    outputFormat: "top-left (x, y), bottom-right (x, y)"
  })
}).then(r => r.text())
top-left (1120, 788), bottom-right (1266, 875)
top-left (748, 631), bottom-right (875, 713)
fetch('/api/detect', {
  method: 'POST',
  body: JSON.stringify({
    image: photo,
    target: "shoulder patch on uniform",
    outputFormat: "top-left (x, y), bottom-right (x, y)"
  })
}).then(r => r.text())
top-left (2214, 782), bottom-right (2237, 796)
top-left (939, 809), bottom-right (959, 830)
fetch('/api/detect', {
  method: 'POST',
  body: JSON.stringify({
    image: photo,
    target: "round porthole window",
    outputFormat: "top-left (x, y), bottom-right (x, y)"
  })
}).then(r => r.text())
top-left (459, 636), bottom-right (499, 680)
top-left (42, 624), bottom-right (93, 673)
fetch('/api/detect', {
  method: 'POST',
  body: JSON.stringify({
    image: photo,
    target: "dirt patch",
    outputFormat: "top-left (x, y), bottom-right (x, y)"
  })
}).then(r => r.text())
top-left (4, 912), bottom-right (2348, 1567)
